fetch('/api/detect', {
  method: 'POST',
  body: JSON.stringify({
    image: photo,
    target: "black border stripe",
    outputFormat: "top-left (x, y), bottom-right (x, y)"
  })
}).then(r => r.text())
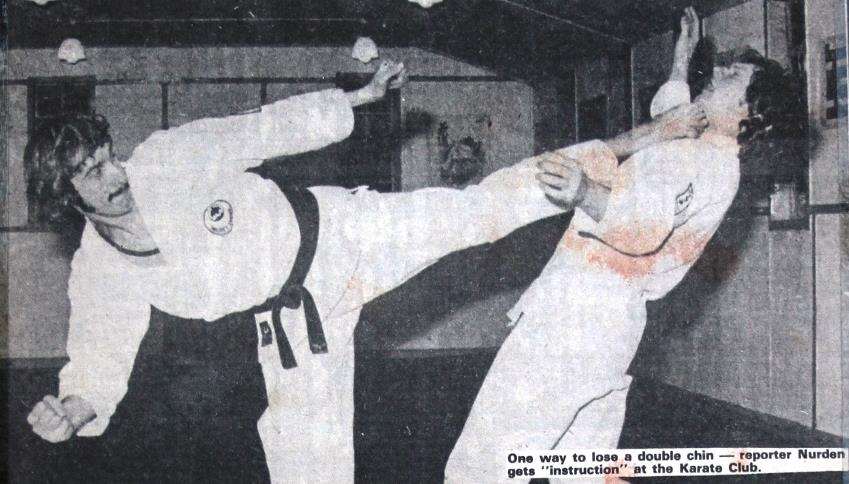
top-left (811, 214), bottom-right (818, 430)
top-left (160, 82), bottom-right (170, 130)
top-left (809, 203), bottom-right (849, 214)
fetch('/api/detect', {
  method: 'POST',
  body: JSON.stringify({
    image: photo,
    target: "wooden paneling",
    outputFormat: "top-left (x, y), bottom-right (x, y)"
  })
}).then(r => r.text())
top-left (806, 0), bottom-right (848, 205)
top-left (4, 85), bottom-right (29, 227)
top-left (5, 47), bottom-right (494, 85)
top-left (814, 213), bottom-right (845, 435)
top-left (399, 81), bottom-right (534, 192)
top-left (3, 232), bottom-right (72, 359)
top-left (631, 29), bottom-right (675, 128)
top-left (168, 83), bottom-right (262, 127)
top-left (94, 84), bottom-right (162, 160)
top-left (265, 82), bottom-right (335, 104)
top-left (532, 76), bottom-right (576, 154)
top-left (633, 214), bottom-right (814, 426)
top-left (704, 0), bottom-right (766, 54)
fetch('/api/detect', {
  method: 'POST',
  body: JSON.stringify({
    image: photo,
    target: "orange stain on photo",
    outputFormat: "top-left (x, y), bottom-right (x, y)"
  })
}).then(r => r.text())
top-left (561, 222), bottom-right (710, 281)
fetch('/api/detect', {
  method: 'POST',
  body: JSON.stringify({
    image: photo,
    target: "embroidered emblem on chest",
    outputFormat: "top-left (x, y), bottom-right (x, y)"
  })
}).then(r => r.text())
top-left (675, 183), bottom-right (694, 215)
top-left (204, 200), bottom-right (233, 235)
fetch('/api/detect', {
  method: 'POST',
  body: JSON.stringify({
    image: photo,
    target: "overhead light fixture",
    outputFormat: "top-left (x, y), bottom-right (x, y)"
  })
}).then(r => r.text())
top-left (27, 0), bottom-right (58, 4)
top-left (352, 37), bottom-right (379, 64)
top-left (409, 0), bottom-right (444, 8)
top-left (58, 38), bottom-right (86, 64)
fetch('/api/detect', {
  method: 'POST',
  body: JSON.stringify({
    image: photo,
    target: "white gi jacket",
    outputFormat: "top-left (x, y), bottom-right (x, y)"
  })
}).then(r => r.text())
top-left (57, 89), bottom-right (563, 482)
top-left (445, 80), bottom-right (741, 483)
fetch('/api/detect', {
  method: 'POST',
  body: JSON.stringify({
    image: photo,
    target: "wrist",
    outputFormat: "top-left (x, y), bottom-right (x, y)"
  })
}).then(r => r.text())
top-left (580, 179), bottom-right (611, 223)
top-left (61, 395), bottom-right (97, 432)
top-left (345, 86), bottom-right (376, 107)
top-left (669, 64), bottom-right (688, 82)
top-left (575, 171), bottom-right (590, 207)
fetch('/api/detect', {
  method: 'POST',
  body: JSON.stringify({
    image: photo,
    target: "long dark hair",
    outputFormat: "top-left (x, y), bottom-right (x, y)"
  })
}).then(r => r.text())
top-left (25, 114), bottom-right (112, 226)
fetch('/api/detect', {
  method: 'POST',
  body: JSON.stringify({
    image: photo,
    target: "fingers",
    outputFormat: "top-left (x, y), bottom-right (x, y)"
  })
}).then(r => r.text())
top-left (27, 401), bottom-right (45, 425)
top-left (676, 102), bottom-right (707, 125)
top-left (683, 6), bottom-right (698, 26)
top-left (43, 395), bottom-right (67, 418)
top-left (28, 396), bottom-right (75, 442)
top-left (373, 61), bottom-right (392, 84)
top-left (374, 60), bottom-right (404, 84)
top-left (43, 419), bottom-right (75, 443)
top-left (35, 402), bottom-right (63, 431)
top-left (689, 105), bottom-right (709, 132)
top-left (536, 172), bottom-right (568, 189)
top-left (539, 182), bottom-right (576, 209)
top-left (537, 158), bottom-right (578, 178)
top-left (681, 7), bottom-right (699, 46)
top-left (689, 105), bottom-right (708, 125)
top-left (388, 66), bottom-right (408, 89)
top-left (35, 418), bottom-right (73, 443)
top-left (536, 164), bottom-right (581, 201)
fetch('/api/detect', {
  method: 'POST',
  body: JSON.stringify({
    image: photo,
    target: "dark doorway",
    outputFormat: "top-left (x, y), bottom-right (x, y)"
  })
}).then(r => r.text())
top-left (259, 73), bottom-right (401, 191)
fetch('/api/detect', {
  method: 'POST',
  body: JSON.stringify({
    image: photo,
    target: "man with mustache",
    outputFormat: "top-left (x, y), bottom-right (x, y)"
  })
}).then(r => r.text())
top-left (23, 55), bottom-right (708, 481)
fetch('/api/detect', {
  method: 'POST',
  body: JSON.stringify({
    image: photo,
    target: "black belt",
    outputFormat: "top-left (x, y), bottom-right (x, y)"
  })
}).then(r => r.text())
top-left (252, 184), bottom-right (327, 369)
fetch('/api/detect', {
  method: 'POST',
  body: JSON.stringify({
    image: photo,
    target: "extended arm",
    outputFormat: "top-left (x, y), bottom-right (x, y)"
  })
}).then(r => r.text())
top-left (132, 61), bottom-right (407, 167)
top-left (28, 239), bottom-right (151, 441)
top-left (600, 8), bottom-right (706, 161)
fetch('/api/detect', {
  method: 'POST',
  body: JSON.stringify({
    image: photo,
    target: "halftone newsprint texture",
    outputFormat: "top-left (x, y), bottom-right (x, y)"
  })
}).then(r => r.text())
top-left (2, 1), bottom-right (848, 483)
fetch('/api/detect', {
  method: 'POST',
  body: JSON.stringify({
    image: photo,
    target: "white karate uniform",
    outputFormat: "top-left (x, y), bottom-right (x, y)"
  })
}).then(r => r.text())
top-left (444, 80), bottom-right (741, 483)
top-left (56, 89), bottom-right (563, 483)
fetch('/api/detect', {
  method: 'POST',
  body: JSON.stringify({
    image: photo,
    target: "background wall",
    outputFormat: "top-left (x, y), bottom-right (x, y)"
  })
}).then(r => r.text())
top-left (2, 0), bottom-right (845, 439)
top-left (623, 0), bottom-right (846, 436)
top-left (1, 45), bottom-right (535, 358)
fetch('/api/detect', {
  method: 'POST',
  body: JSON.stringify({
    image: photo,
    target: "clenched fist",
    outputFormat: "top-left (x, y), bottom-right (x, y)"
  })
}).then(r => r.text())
top-left (27, 395), bottom-right (96, 443)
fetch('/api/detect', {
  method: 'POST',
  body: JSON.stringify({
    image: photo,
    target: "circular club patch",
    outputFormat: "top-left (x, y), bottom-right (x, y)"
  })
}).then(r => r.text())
top-left (203, 200), bottom-right (233, 235)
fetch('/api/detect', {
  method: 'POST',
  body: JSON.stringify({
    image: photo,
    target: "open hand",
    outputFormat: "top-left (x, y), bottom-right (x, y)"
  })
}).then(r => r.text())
top-left (366, 60), bottom-right (407, 99)
top-left (535, 154), bottom-right (588, 210)
top-left (348, 60), bottom-right (408, 107)
top-left (651, 102), bottom-right (708, 141)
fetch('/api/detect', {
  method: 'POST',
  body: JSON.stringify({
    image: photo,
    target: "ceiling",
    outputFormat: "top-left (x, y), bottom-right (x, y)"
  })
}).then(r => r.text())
top-left (3, 0), bottom-right (749, 80)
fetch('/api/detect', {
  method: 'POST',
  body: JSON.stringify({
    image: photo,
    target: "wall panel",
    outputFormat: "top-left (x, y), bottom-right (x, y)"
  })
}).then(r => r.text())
top-left (2, 46), bottom-right (524, 361)
top-left (814, 213), bottom-right (845, 435)
top-left (399, 81), bottom-right (534, 191)
top-left (2, 232), bottom-right (71, 358)
top-left (94, 84), bottom-right (162, 159)
top-left (4, 85), bottom-right (29, 227)
top-left (4, 47), bottom-right (494, 82)
top-left (633, 214), bottom-right (814, 426)
top-left (265, 82), bottom-right (335, 103)
top-left (168, 83), bottom-right (262, 127)
top-left (704, 0), bottom-right (766, 54)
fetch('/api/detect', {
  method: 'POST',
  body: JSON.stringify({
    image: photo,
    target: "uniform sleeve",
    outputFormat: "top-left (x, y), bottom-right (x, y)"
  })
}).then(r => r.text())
top-left (57, 249), bottom-right (151, 437)
top-left (340, 140), bottom-right (615, 309)
top-left (650, 80), bottom-right (691, 118)
top-left (131, 89), bottom-right (355, 169)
